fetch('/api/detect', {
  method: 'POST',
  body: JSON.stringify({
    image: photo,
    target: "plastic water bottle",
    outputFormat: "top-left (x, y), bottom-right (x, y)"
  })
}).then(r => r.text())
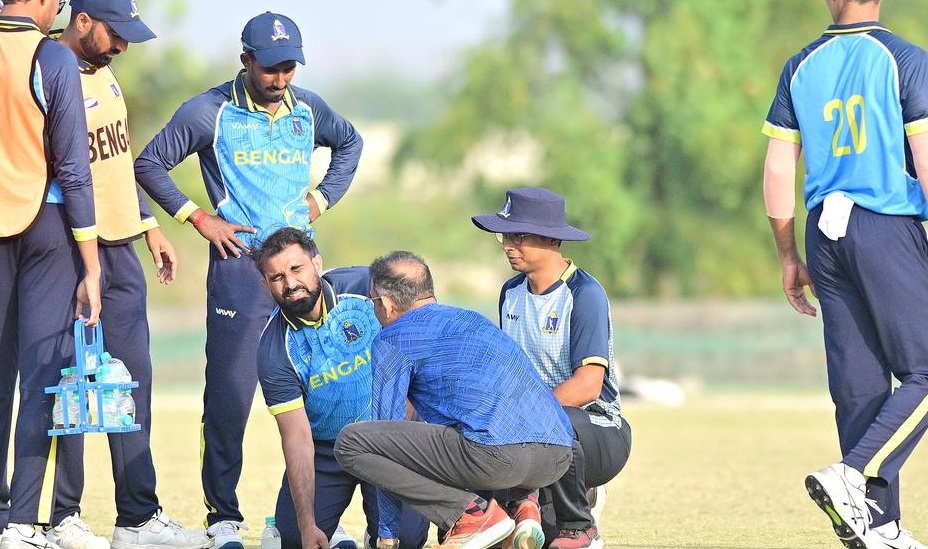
top-left (97, 353), bottom-right (135, 427)
top-left (52, 367), bottom-right (81, 428)
top-left (260, 517), bottom-right (281, 549)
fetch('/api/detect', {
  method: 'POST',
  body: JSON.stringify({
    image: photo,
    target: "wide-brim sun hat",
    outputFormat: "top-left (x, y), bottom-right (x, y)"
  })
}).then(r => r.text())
top-left (471, 187), bottom-right (590, 241)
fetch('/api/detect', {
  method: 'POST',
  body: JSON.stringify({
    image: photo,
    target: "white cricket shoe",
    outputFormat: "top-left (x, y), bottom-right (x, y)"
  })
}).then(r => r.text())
top-left (805, 463), bottom-right (871, 549)
top-left (330, 525), bottom-right (358, 549)
top-left (868, 521), bottom-right (927, 549)
top-left (205, 521), bottom-right (246, 549)
top-left (1, 524), bottom-right (60, 549)
top-left (45, 515), bottom-right (109, 549)
top-left (112, 510), bottom-right (209, 549)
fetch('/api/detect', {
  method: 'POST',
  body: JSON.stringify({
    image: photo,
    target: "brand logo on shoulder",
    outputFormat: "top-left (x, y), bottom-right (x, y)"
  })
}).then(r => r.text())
top-left (342, 321), bottom-right (362, 344)
top-left (506, 313), bottom-right (520, 321)
top-left (271, 19), bottom-right (290, 41)
top-left (84, 97), bottom-right (99, 109)
top-left (215, 308), bottom-right (238, 319)
top-left (542, 311), bottom-right (559, 334)
top-left (110, 83), bottom-right (121, 98)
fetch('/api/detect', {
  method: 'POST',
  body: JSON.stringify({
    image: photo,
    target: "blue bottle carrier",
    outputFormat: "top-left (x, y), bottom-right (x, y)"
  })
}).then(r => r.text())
top-left (45, 320), bottom-right (140, 436)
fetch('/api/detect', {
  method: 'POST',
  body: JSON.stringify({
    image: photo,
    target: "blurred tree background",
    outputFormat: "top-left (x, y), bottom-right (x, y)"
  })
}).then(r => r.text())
top-left (112, 0), bottom-right (928, 302)
top-left (95, 0), bottom-right (928, 385)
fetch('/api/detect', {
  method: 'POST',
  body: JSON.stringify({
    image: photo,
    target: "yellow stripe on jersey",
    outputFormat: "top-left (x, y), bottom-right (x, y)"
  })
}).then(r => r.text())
top-left (762, 122), bottom-right (802, 144)
top-left (864, 394), bottom-right (928, 478)
top-left (269, 398), bottom-right (304, 416)
top-left (140, 217), bottom-right (159, 232)
top-left (904, 118), bottom-right (928, 137)
top-left (38, 436), bottom-right (58, 524)
top-left (824, 25), bottom-right (888, 36)
top-left (72, 225), bottom-right (98, 242)
top-left (309, 189), bottom-right (329, 215)
top-left (175, 201), bottom-right (199, 223)
top-left (580, 356), bottom-right (609, 367)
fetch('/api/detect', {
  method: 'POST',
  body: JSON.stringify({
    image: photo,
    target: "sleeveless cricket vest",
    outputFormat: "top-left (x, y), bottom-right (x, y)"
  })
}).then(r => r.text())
top-left (81, 65), bottom-right (143, 243)
top-left (0, 23), bottom-right (51, 238)
top-left (286, 297), bottom-right (380, 441)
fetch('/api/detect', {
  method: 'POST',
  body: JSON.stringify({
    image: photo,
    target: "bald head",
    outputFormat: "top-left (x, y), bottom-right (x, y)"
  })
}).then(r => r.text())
top-left (370, 251), bottom-right (435, 313)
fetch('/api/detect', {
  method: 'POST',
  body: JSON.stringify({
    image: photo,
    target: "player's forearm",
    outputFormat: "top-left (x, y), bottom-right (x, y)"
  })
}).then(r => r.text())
top-left (75, 238), bottom-right (101, 277)
top-left (768, 217), bottom-right (801, 264)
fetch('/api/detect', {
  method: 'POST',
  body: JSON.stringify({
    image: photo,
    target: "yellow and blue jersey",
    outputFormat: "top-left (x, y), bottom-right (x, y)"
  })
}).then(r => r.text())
top-left (135, 70), bottom-right (362, 247)
top-left (763, 21), bottom-right (928, 218)
top-left (257, 267), bottom-right (376, 441)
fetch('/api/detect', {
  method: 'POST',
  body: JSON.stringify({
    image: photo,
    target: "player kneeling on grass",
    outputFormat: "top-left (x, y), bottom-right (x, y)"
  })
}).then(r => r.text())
top-left (334, 251), bottom-right (574, 549)
top-left (253, 229), bottom-right (428, 549)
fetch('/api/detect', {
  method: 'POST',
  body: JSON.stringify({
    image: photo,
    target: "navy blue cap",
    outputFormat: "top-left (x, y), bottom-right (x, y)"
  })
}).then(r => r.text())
top-left (472, 187), bottom-right (590, 241)
top-left (241, 12), bottom-right (305, 67)
top-left (70, 0), bottom-right (156, 43)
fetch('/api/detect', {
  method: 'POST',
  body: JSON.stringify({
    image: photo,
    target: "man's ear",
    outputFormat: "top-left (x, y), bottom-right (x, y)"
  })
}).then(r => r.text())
top-left (260, 276), bottom-right (270, 291)
top-left (311, 254), bottom-right (323, 274)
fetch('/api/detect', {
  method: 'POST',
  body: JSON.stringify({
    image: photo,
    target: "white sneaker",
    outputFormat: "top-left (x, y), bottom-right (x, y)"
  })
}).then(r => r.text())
top-left (869, 521), bottom-right (927, 549)
top-left (45, 515), bottom-right (109, 549)
top-left (2, 524), bottom-right (61, 549)
top-left (805, 463), bottom-right (870, 549)
top-left (205, 521), bottom-right (246, 549)
top-left (330, 525), bottom-right (358, 549)
top-left (586, 486), bottom-right (606, 525)
top-left (112, 510), bottom-right (210, 549)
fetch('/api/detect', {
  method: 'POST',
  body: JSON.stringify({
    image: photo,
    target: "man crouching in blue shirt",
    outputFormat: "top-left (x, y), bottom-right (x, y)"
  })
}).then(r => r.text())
top-left (252, 229), bottom-right (427, 549)
top-left (335, 251), bottom-right (574, 549)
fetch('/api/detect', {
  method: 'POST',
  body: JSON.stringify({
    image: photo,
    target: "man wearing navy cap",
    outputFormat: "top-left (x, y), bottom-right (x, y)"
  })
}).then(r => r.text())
top-left (5, 2), bottom-right (210, 549)
top-left (134, 11), bottom-right (363, 549)
top-left (472, 188), bottom-right (632, 549)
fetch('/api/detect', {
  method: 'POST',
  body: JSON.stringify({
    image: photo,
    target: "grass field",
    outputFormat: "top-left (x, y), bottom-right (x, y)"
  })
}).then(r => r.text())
top-left (61, 389), bottom-right (927, 549)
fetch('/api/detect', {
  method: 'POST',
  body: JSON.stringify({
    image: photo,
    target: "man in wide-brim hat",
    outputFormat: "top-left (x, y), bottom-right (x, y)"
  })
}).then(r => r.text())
top-left (472, 187), bottom-right (633, 549)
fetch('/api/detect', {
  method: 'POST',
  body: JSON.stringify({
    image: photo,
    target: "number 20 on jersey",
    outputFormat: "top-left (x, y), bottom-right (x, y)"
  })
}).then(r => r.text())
top-left (825, 95), bottom-right (867, 157)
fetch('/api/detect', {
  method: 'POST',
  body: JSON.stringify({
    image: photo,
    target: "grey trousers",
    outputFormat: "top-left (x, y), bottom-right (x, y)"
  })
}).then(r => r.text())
top-left (334, 421), bottom-right (572, 531)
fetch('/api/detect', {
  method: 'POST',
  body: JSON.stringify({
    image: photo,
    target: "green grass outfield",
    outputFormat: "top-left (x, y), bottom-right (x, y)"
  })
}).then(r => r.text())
top-left (67, 389), bottom-right (928, 549)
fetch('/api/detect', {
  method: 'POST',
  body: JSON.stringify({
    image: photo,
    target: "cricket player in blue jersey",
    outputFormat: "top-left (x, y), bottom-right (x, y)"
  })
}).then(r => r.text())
top-left (0, 0), bottom-right (102, 548)
top-left (473, 188), bottom-right (631, 549)
top-left (763, 1), bottom-right (928, 548)
top-left (335, 251), bottom-right (574, 549)
top-left (133, 12), bottom-right (363, 549)
top-left (251, 229), bottom-right (427, 549)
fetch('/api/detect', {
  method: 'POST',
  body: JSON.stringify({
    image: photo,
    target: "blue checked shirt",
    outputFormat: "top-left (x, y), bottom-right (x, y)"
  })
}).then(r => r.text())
top-left (372, 304), bottom-right (572, 538)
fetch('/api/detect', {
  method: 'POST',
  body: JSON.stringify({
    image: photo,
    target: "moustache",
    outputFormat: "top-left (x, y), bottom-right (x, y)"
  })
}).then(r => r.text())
top-left (284, 285), bottom-right (309, 298)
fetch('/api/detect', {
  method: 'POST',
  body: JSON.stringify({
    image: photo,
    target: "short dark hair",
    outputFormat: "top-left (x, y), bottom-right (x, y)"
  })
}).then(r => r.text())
top-left (252, 227), bottom-right (318, 275)
top-left (369, 251), bottom-right (434, 312)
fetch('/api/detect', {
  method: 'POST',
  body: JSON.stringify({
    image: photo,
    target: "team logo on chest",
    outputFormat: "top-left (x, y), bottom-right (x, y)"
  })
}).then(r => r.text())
top-left (542, 311), bottom-right (559, 334)
top-left (292, 118), bottom-right (305, 136)
top-left (110, 83), bottom-right (121, 98)
top-left (342, 321), bottom-right (362, 344)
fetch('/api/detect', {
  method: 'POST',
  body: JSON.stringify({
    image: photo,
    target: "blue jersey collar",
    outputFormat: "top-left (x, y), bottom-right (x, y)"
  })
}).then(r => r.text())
top-left (824, 21), bottom-right (888, 35)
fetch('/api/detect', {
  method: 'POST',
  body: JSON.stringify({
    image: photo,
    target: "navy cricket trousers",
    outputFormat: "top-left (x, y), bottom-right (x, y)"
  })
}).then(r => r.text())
top-left (55, 243), bottom-right (161, 526)
top-left (274, 440), bottom-right (428, 549)
top-left (0, 204), bottom-right (82, 526)
top-left (806, 205), bottom-right (928, 527)
top-left (201, 248), bottom-right (275, 525)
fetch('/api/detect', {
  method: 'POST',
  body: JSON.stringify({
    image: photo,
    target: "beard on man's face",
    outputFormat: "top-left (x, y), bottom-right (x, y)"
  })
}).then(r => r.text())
top-left (277, 284), bottom-right (322, 318)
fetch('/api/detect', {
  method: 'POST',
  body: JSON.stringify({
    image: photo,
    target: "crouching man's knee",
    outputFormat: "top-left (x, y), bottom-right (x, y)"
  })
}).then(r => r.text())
top-left (333, 422), bottom-right (366, 473)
